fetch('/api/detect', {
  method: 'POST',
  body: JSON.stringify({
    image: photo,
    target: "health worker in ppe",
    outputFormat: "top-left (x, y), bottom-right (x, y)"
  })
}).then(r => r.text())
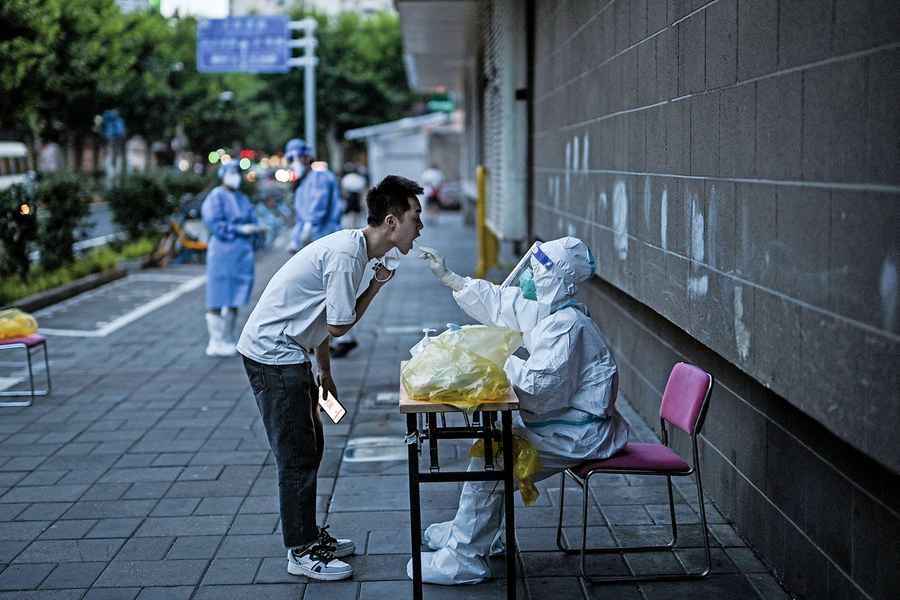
top-left (286, 138), bottom-right (343, 252)
top-left (413, 236), bottom-right (630, 585)
top-left (201, 161), bottom-right (266, 357)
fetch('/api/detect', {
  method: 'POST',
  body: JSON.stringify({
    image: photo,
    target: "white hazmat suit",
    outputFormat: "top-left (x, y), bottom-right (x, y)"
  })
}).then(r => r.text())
top-left (412, 237), bottom-right (630, 584)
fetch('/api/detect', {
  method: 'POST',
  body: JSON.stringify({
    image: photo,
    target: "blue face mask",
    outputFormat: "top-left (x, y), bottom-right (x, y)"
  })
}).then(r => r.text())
top-left (519, 267), bottom-right (537, 300)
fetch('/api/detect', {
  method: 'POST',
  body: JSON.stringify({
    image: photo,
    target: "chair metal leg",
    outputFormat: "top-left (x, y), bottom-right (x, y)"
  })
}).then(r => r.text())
top-left (694, 448), bottom-right (712, 578)
top-left (42, 342), bottom-right (51, 395)
top-left (557, 469), bottom-right (711, 584)
top-left (555, 471), bottom-right (568, 551)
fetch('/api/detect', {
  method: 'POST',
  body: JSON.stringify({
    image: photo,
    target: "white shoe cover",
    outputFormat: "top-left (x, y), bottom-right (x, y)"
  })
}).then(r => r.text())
top-left (205, 313), bottom-right (236, 357)
top-left (424, 521), bottom-right (505, 556)
top-left (406, 550), bottom-right (489, 585)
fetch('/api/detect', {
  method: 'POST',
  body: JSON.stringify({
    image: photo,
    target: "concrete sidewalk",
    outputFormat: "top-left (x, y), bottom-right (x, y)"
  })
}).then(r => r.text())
top-left (0, 213), bottom-right (788, 599)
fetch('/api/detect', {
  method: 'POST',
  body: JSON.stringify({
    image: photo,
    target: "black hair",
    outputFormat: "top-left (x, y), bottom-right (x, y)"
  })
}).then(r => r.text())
top-left (366, 175), bottom-right (423, 226)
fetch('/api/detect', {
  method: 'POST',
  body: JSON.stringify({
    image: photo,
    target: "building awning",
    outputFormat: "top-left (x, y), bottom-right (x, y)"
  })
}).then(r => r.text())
top-left (396, 0), bottom-right (479, 93)
top-left (344, 112), bottom-right (449, 141)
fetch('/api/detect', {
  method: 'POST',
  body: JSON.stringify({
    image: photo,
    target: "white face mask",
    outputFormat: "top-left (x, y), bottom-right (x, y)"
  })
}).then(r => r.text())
top-left (291, 161), bottom-right (306, 177)
top-left (223, 172), bottom-right (241, 189)
top-left (377, 247), bottom-right (402, 271)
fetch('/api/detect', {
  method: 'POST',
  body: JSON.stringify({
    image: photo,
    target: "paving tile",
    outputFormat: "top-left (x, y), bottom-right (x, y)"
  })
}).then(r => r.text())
top-left (135, 586), bottom-right (195, 600)
top-left (0, 541), bottom-right (28, 563)
top-left (176, 466), bottom-right (224, 481)
top-left (725, 547), bottom-right (769, 573)
top-left (134, 516), bottom-right (232, 537)
top-left (38, 520), bottom-right (97, 540)
top-left (82, 589), bottom-right (140, 600)
top-left (0, 563), bottom-right (55, 590)
top-left (150, 498), bottom-right (200, 517)
top-left (0, 485), bottom-right (88, 503)
top-left (40, 561), bottom-right (106, 589)
top-left (193, 584), bottom-right (303, 600)
top-left (166, 536), bottom-right (222, 560)
top-left (85, 518), bottom-right (143, 539)
top-left (0, 522), bottom-right (50, 542)
top-left (93, 559), bottom-right (208, 587)
top-left (122, 482), bottom-right (171, 500)
top-left (228, 514), bottom-right (278, 535)
top-left (63, 500), bottom-right (156, 520)
top-left (114, 537), bottom-right (174, 561)
top-left (194, 496), bottom-right (244, 516)
top-left (216, 535), bottom-right (283, 559)
top-left (79, 484), bottom-right (129, 502)
top-left (0, 590), bottom-right (85, 599)
top-left (16, 503), bottom-right (73, 522)
top-left (201, 558), bottom-right (260, 585)
top-left (0, 504), bottom-right (28, 521)
top-left (14, 539), bottom-right (124, 564)
top-left (303, 581), bottom-right (358, 600)
top-left (641, 573), bottom-right (760, 599)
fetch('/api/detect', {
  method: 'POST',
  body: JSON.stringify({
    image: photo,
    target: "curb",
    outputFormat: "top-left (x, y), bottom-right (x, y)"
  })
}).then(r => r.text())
top-left (14, 269), bottom-right (128, 313)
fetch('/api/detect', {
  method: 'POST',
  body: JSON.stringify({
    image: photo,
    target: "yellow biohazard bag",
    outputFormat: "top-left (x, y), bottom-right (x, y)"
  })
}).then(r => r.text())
top-left (401, 325), bottom-right (522, 411)
top-left (0, 308), bottom-right (38, 339)
top-left (470, 434), bottom-right (542, 505)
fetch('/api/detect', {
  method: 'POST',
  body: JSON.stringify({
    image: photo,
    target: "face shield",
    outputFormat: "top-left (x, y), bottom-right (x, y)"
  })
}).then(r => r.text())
top-left (500, 241), bottom-right (542, 290)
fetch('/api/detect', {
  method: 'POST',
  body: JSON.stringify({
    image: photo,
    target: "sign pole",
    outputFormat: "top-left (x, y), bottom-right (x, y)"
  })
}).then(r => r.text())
top-left (289, 19), bottom-right (318, 157)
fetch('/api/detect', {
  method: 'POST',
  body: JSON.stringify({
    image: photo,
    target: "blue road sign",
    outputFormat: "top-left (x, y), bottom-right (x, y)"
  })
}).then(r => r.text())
top-left (197, 16), bottom-right (289, 74)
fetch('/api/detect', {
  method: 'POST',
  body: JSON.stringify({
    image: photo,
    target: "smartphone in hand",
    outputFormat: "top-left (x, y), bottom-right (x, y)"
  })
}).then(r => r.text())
top-left (318, 386), bottom-right (347, 424)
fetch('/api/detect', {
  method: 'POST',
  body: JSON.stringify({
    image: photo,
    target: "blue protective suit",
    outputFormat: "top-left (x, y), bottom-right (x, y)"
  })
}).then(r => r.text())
top-left (202, 185), bottom-right (258, 309)
top-left (290, 169), bottom-right (344, 248)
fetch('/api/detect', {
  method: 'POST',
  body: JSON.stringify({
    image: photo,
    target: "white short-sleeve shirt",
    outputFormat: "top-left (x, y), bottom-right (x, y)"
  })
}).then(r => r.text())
top-left (237, 229), bottom-right (372, 365)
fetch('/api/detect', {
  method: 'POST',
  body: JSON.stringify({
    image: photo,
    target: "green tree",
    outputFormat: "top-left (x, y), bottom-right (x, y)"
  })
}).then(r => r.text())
top-left (36, 0), bottom-right (132, 165)
top-left (0, 0), bottom-right (61, 141)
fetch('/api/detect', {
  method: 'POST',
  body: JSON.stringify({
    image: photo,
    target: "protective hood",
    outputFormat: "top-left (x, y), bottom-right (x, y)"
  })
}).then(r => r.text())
top-left (530, 237), bottom-right (595, 306)
top-left (284, 137), bottom-right (310, 162)
top-left (217, 161), bottom-right (240, 179)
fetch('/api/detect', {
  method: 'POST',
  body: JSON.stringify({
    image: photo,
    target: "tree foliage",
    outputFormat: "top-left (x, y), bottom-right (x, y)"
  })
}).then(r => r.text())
top-left (1, 5), bottom-right (417, 164)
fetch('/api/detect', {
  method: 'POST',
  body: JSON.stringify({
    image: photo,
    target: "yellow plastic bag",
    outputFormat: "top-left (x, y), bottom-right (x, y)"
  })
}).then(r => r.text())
top-left (0, 309), bottom-right (38, 340)
top-left (470, 434), bottom-right (542, 506)
top-left (401, 325), bottom-right (522, 411)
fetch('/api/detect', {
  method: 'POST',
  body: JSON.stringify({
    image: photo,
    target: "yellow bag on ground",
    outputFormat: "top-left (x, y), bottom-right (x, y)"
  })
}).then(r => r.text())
top-left (0, 309), bottom-right (38, 339)
top-left (401, 325), bottom-right (522, 411)
top-left (470, 434), bottom-right (542, 506)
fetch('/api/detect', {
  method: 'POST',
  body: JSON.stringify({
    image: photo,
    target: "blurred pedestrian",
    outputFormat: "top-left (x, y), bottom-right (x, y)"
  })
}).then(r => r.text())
top-left (420, 163), bottom-right (443, 225)
top-left (286, 138), bottom-right (343, 252)
top-left (340, 162), bottom-right (368, 230)
top-left (201, 161), bottom-right (266, 357)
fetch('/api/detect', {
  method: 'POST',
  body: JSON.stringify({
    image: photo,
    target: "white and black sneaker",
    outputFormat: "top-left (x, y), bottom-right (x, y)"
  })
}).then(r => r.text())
top-left (317, 525), bottom-right (356, 558)
top-left (287, 543), bottom-right (353, 581)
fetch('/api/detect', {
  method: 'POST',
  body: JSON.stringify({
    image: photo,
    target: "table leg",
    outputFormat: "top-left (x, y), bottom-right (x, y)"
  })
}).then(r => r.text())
top-left (502, 410), bottom-right (516, 599)
top-left (406, 413), bottom-right (423, 600)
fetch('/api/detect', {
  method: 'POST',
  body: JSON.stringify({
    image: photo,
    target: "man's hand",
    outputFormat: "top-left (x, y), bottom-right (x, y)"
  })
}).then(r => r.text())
top-left (319, 370), bottom-right (338, 403)
top-left (371, 264), bottom-right (394, 288)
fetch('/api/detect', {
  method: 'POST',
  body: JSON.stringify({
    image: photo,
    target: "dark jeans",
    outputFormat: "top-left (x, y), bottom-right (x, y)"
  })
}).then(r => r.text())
top-left (243, 356), bottom-right (323, 549)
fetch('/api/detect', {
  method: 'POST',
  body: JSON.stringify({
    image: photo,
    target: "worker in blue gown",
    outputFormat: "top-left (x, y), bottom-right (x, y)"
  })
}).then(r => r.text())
top-left (285, 138), bottom-right (343, 252)
top-left (202, 161), bottom-right (266, 357)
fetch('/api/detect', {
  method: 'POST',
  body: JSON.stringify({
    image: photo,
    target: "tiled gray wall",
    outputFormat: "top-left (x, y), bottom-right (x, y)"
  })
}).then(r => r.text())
top-left (531, 1), bottom-right (899, 598)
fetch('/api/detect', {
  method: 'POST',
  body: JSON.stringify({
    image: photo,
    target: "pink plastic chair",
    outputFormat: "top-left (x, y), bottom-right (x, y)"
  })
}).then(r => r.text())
top-left (0, 334), bottom-right (51, 408)
top-left (555, 362), bottom-right (713, 582)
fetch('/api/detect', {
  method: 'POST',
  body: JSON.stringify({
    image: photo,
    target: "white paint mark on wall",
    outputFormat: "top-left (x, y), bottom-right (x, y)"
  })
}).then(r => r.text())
top-left (660, 187), bottom-right (668, 250)
top-left (688, 189), bottom-right (708, 298)
top-left (599, 191), bottom-right (608, 212)
top-left (880, 255), bottom-right (897, 333)
top-left (612, 180), bottom-right (628, 260)
top-left (734, 286), bottom-right (751, 361)
top-left (643, 176), bottom-right (652, 232)
top-left (564, 141), bottom-right (572, 198)
top-left (567, 222), bottom-right (577, 236)
top-left (707, 185), bottom-right (718, 269)
top-left (582, 134), bottom-right (590, 171)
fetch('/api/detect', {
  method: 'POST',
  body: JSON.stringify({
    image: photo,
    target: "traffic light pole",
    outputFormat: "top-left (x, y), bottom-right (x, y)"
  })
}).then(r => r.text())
top-left (288, 19), bottom-right (318, 156)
